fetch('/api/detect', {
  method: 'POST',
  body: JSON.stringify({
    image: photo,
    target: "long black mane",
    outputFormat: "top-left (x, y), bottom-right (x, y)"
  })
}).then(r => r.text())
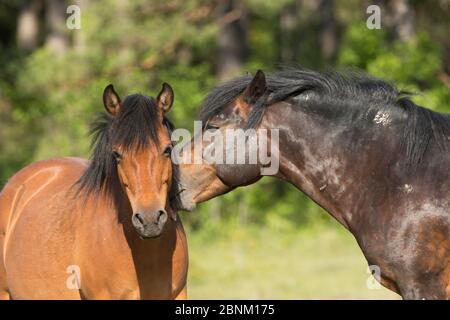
top-left (76, 94), bottom-right (180, 207)
top-left (200, 68), bottom-right (450, 165)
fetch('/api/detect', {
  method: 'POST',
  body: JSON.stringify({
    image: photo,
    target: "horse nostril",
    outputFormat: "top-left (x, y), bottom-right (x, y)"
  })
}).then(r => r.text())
top-left (134, 213), bottom-right (145, 226)
top-left (156, 210), bottom-right (167, 223)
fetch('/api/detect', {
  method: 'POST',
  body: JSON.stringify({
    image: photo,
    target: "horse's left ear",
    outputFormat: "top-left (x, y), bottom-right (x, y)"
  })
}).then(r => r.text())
top-left (156, 83), bottom-right (174, 115)
top-left (103, 84), bottom-right (121, 116)
top-left (242, 70), bottom-right (266, 105)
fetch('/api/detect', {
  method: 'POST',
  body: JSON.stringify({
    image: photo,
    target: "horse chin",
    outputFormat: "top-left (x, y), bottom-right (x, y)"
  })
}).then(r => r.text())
top-left (176, 191), bottom-right (197, 212)
top-left (179, 201), bottom-right (197, 212)
top-left (138, 233), bottom-right (162, 240)
top-left (135, 227), bottom-right (165, 240)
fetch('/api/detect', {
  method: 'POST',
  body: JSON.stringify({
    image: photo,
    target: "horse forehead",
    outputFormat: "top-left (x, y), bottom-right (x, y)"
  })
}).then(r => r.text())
top-left (131, 148), bottom-right (162, 162)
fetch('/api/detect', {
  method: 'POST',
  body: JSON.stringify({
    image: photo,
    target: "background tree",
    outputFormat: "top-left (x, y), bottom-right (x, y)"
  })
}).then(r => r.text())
top-left (16, 0), bottom-right (41, 53)
top-left (217, 0), bottom-right (248, 81)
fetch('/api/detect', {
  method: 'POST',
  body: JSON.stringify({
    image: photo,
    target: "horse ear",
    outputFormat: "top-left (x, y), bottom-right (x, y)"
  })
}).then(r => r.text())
top-left (242, 70), bottom-right (266, 105)
top-left (156, 83), bottom-right (174, 115)
top-left (103, 84), bottom-right (121, 116)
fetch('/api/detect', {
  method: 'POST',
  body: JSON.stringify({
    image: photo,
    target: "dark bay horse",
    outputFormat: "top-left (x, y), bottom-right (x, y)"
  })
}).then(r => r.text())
top-left (0, 83), bottom-right (188, 299)
top-left (177, 69), bottom-right (450, 299)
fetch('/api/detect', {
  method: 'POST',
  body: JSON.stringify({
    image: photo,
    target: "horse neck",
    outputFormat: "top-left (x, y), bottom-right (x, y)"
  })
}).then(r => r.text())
top-left (265, 100), bottom-right (402, 230)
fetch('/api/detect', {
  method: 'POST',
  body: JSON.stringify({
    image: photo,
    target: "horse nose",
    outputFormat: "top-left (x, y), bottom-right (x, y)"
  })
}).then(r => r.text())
top-left (132, 209), bottom-right (168, 238)
top-left (132, 209), bottom-right (168, 228)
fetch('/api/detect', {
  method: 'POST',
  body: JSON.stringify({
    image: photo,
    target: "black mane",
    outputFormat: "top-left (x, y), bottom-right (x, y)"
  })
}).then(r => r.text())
top-left (76, 94), bottom-right (180, 206)
top-left (200, 68), bottom-right (450, 165)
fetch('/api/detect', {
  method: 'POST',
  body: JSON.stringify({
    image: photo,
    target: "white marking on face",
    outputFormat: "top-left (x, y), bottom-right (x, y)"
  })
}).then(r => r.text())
top-left (373, 111), bottom-right (391, 126)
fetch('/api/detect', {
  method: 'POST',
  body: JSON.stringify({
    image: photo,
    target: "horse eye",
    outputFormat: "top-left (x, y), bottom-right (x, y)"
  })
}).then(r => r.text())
top-left (163, 146), bottom-right (172, 157)
top-left (113, 151), bottom-right (122, 162)
top-left (205, 124), bottom-right (219, 131)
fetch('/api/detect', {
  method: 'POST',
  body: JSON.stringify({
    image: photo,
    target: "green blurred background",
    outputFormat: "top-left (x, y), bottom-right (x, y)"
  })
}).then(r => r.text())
top-left (1, 0), bottom-right (449, 299)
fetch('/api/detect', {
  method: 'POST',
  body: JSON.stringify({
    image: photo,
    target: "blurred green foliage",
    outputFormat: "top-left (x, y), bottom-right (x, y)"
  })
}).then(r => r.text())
top-left (0, 0), bottom-right (449, 234)
top-left (339, 24), bottom-right (449, 110)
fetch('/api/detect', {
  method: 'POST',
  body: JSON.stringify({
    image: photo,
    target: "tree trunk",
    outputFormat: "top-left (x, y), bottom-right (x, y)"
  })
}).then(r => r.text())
top-left (318, 0), bottom-right (337, 61)
top-left (387, 0), bottom-right (415, 41)
top-left (279, 1), bottom-right (300, 63)
top-left (73, 0), bottom-right (88, 53)
top-left (17, 0), bottom-right (42, 53)
top-left (45, 0), bottom-right (68, 55)
top-left (216, 0), bottom-right (248, 82)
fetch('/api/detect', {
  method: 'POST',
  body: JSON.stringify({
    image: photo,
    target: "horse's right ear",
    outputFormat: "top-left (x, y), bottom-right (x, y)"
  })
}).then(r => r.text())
top-left (242, 70), bottom-right (266, 105)
top-left (156, 82), bottom-right (174, 115)
top-left (103, 84), bottom-right (121, 116)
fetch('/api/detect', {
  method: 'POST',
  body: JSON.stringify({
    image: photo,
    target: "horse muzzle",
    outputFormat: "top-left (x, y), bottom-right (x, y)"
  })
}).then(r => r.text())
top-left (131, 209), bottom-right (168, 239)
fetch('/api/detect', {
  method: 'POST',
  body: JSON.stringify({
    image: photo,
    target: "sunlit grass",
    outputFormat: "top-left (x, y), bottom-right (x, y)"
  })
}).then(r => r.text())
top-left (184, 223), bottom-right (400, 300)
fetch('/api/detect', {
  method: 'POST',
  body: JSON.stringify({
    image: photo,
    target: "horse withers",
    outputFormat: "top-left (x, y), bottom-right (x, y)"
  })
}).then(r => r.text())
top-left (0, 83), bottom-right (188, 299)
top-left (177, 69), bottom-right (450, 299)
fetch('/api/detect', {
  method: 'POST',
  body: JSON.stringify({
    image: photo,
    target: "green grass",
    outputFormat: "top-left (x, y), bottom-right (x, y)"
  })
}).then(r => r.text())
top-left (185, 223), bottom-right (400, 299)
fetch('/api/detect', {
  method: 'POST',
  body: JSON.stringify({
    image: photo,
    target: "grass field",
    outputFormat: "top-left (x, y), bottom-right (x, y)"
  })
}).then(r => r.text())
top-left (185, 223), bottom-right (400, 300)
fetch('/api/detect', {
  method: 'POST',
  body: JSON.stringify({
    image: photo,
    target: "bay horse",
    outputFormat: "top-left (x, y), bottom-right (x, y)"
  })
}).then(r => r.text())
top-left (0, 83), bottom-right (188, 299)
top-left (177, 68), bottom-right (450, 299)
